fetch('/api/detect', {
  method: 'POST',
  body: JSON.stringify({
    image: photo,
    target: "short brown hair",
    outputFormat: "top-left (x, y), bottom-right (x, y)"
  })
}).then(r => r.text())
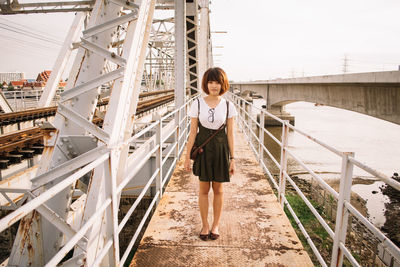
top-left (201, 67), bottom-right (229, 95)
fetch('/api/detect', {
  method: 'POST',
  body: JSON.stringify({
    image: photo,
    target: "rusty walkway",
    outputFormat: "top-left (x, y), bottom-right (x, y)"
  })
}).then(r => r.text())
top-left (130, 124), bottom-right (313, 266)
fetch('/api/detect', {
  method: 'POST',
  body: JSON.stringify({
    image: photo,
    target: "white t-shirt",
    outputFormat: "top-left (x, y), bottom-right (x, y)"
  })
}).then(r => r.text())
top-left (188, 97), bottom-right (238, 130)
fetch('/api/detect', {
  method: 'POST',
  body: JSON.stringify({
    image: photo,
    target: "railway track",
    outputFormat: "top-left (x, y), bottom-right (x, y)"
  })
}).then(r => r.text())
top-left (0, 89), bottom-right (174, 128)
top-left (0, 93), bottom-right (175, 170)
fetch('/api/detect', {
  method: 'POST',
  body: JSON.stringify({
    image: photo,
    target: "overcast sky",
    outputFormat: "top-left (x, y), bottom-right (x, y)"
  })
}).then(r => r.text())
top-left (210, 0), bottom-right (400, 81)
top-left (0, 0), bottom-right (399, 81)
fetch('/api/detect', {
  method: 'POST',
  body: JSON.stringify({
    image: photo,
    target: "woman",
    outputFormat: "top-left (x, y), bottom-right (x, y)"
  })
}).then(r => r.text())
top-left (184, 67), bottom-right (238, 241)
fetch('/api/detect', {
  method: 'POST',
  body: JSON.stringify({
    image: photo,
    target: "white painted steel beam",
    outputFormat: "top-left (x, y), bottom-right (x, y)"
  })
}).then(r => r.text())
top-left (0, 153), bottom-right (109, 233)
top-left (60, 67), bottom-right (125, 101)
top-left (31, 145), bottom-right (107, 189)
top-left (38, 13), bottom-right (86, 108)
top-left (8, 0), bottom-right (118, 263)
top-left (198, 0), bottom-right (209, 80)
top-left (75, 0), bottom-right (157, 265)
top-left (80, 38), bottom-right (127, 66)
top-left (174, 0), bottom-right (186, 108)
top-left (83, 11), bottom-right (138, 38)
top-left (57, 103), bottom-right (110, 142)
top-left (108, 0), bottom-right (139, 10)
top-left (0, 91), bottom-right (13, 112)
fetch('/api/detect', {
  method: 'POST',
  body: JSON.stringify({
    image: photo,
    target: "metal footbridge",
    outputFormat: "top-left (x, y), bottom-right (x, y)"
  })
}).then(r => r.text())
top-left (0, 0), bottom-right (400, 266)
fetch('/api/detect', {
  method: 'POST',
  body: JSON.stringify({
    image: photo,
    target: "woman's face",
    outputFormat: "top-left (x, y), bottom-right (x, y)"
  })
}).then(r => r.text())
top-left (207, 81), bottom-right (222, 96)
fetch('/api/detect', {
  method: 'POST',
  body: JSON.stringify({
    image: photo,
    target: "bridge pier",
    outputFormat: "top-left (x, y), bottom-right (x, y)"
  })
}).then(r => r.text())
top-left (262, 105), bottom-right (295, 126)
top-left (238, 93), bottom-right (295, 127)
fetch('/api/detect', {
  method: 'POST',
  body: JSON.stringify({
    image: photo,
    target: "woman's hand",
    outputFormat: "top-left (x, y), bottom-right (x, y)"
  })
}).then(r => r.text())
top-left (184, 156), bottom-right (191, 172)
top-left (229, 159), bottom-right (236, 176)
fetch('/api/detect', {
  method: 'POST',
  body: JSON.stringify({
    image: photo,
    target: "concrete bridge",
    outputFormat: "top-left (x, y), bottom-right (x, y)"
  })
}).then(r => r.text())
top-left (231, 70), bottom-right (400, 125)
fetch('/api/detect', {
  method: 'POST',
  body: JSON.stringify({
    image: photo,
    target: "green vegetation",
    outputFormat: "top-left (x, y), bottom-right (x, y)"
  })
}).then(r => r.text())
top-left (283, 192), bottom-right (333, 266)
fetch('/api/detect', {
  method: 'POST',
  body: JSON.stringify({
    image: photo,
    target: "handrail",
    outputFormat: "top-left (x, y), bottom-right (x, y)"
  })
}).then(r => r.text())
top-left (227, 91), bottom-right (400, 267)
top-left (0, 95), bottom-right (196, 266)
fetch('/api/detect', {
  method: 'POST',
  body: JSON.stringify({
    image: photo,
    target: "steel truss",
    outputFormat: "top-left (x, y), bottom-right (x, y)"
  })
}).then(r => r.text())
top-left (0, 0), bottom-right (93, 14)
top-left (0, 0), bottom-right (212, 266)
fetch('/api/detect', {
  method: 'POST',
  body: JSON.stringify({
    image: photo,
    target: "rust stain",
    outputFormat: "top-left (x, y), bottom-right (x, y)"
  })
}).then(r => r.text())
top-left (168, 209), bottom-right (182, 222)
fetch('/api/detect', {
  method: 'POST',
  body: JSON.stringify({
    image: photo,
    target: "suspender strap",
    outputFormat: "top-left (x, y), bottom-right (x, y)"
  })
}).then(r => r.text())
top-left (225, 100), bottom-right (229, 124)
top-left (197, 98), bottom-right (200, 117)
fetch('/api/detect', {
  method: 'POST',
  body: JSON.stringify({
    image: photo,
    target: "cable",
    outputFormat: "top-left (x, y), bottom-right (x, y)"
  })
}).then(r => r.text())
top-left (0, 17), bottom-right (63, 42)
top-left (0, 20), bottom-right (62, 44)
top-left (0, 24), bottom-right (62, 46)
top-left (0, 33), bottom-right (57, 51)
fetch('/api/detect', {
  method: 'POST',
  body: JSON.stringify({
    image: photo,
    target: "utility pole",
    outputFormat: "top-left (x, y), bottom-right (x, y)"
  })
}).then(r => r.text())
top-left (342, 55), bottom-right (349, 74)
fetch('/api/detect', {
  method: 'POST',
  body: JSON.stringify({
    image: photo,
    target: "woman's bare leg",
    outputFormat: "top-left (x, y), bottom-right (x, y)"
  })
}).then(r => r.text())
top-left (211, 182), bottom-right (224, 234)
top-left (199, 181), bottom-right (211, 234)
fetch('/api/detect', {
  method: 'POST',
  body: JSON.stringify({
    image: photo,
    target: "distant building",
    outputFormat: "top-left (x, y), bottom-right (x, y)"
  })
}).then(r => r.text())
top-left (36, 70), bottom-right (52, 82)
top-left (9, 81), bottom-right (24, 89)
top-left (58, 81), bottom-right (67, 89)
top-left (0, 72), bottom-right (25, 84)
top-left (22, 81), bottom-right (46, 90)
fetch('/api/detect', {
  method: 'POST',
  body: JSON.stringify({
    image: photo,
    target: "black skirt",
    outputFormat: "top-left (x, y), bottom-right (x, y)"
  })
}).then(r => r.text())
top-left (192, 122), bottom-right (230, 183)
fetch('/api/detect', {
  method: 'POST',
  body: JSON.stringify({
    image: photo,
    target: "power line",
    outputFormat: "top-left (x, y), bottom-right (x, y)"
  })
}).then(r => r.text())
top-left (0, 22), bottom-right (62, 45)
top-left (0, 17), bottom-right (63, 42)
top-left (0, 23), bottom-right (62, 46)
top-left (0, 21), bottom-right (62, 44)
top-left (0, 33), bottom-right (58, 51)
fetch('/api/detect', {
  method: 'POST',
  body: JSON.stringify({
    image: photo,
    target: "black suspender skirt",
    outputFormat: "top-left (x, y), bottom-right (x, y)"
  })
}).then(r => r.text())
top-left (192, 99), bottom-right (231, 183)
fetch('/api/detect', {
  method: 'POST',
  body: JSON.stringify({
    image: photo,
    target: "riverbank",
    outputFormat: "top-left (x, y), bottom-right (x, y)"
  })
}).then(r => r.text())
top-left (265, 173), bottom-right (396, 266)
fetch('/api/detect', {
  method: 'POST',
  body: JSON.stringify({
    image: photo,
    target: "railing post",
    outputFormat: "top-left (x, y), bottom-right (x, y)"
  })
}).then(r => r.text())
top-left (248, 102), bottom-right (252, 141)
top-left (331, 152), bottom-right (354, 267)
top-left (241, 99), bottom-right (246, 133)
top-left (174, 108), bottom-right (180, 158)
top-left (155, 115), bottom-right (163, 202)
top-left (278, 121), bottom-right (289, 207)
top-left (258, 110), bottom-right (265, 163)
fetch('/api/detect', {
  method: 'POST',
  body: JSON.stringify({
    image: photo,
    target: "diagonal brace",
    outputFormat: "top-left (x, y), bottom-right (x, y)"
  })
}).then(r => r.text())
top-left (57, 103), bottom-right (110, 143)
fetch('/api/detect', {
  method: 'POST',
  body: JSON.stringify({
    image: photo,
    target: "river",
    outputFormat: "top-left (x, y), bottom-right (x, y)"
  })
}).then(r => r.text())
top-left (250, 99), bottom-right (400, 227)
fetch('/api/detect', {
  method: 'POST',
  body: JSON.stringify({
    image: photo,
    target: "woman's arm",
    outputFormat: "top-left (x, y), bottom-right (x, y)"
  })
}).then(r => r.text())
top-left (227, 117), bottom-right (236, 175)
top-left (184, 117), bottom-right (198, 171)
top-left (185, 117), bottom-right (198, 159)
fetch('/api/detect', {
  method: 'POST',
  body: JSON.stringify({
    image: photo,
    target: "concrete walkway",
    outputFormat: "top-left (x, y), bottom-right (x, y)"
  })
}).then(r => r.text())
top-left (130, 124), bottom-right (313, 266)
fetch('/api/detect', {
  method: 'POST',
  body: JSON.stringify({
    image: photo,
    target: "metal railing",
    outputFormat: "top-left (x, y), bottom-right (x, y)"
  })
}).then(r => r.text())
top-left (0, 97), bottom-right (194, 266)
top-left (2, 89), bottom-right (64, 111)
top-left (227, 92), bottom-right (400, 267)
